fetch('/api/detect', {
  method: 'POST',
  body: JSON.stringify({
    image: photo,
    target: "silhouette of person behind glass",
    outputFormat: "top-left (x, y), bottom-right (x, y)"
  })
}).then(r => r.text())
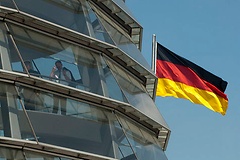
top-left (24, 60), bottom-right (40, 76)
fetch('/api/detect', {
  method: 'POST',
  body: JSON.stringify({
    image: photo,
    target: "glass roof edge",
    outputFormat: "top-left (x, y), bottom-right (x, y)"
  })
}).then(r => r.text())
top-left (111, 47), bottom-right (157, 82)
top-left (111, 0), bottom-right (143, 29)
top-left (112, 48), bottom-right (156, 77)
top-left (122, 105), bottom-right (171, 150)
top-left (109, 0), bottom-right (143, 50)
top-left (90, 0), bottom-right (143, 50)
top-left (109, 47), bottom-right (157, 98)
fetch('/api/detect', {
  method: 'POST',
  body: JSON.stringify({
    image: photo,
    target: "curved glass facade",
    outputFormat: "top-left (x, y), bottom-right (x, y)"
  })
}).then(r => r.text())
top-left (0, 0), bottom-right (170, 160)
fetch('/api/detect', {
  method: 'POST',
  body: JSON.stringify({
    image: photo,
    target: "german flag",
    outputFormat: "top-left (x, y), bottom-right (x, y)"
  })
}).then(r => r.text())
top-left (156, 42), bottom-right (228, 115)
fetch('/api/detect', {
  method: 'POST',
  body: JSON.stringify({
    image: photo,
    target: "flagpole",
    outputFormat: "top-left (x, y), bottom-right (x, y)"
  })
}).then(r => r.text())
top-left (152, 34), bottom-right (157, 74)
top-left (152, 34), bottom-right (157, 101)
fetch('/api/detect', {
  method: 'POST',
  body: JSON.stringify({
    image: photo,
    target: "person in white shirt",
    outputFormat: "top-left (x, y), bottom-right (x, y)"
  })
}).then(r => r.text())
top-left (50, 60), bottom-right (71, 85)
top-left (50, 60), bottom-right (71, 115)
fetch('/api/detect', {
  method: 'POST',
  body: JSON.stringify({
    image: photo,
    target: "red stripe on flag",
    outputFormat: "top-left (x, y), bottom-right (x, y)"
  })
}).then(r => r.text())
top-left (156, 59), bottom-right (228, 100)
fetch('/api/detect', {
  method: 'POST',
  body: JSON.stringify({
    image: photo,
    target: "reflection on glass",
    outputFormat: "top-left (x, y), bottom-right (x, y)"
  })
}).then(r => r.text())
top-left (13, 0), bottom-right (115, 44)
top-left (102, 57), bottom-right (128, 102)
top-left (0, 0), bottom-right (16, 9)
top-left (28, 96), bottom-right (115, 157)
top-left (11, 84), bottom-right (118, 158)
top-left (95, 10), bottom-right (151, 71)
top-left (87, 3), bottom-right (115, 44)
top-left (112, 118), bottom-right (137, 160)
top-left (106, 57), bottom-right (167, 126)
top-left (25, 150), bottom-right (62, 160)
top-left (1, 22), bottom-right (130, 103)
top-left (0, 146), bottom-right (25, 160)
top-left (6, 22), bottom-right (106, 95)
top-left (0, 81), bottom-right (164, 159)
top-left (118, 115), bottom-right (168, 160)
top-left (15, 0), bottom-right (89, 36)
top-left (21, 87), bottom-right (44, 111)
top-left (105, 57), bottom-right (146, 95)
top-left (0, 82), bottom-right (36, 141)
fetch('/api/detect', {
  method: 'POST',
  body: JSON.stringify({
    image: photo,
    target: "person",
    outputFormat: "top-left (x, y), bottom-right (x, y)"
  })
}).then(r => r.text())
top-left (24, 60), bottom-right (40, 76)
top-left (22, 61), bottom-right (42, 110)
top-left (50, 60), bottom-right (72, 115)
top-left (50, 60), bottom-right (72, 85)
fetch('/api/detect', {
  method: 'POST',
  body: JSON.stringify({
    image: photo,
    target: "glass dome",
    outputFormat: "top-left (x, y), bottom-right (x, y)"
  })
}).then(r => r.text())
top-left (0, 1), bottom-right (170, 160)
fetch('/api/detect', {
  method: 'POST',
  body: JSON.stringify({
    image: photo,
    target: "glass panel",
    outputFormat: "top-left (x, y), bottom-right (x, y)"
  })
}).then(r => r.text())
top-left (0, 78), bottom-right (167, 159)
top-left (1, 21), bottom-right (149, 104)
top-left (86, 1), bottom-right (115, 44)
top-left (14, 0), bottom-right (116, 44)
top-left (106, 58), bottom-right (169, 127)
top-left (7, 83), bottom-right (134, 158)
top-left (0, 0), bottom-right (16, 9)
top-left (5, 22), bottom-right (133, 100)
top-left (6, 22), bottom-right (106, 95)
top-left (101, 56), bottom-right (128, 102)
top-left (0, 82), bottom-right (36, 141)
top-left (1, 82), bottom-right (138, 159)
top-left (0, 146), bottom-right (25, 160)
top-left (26, 93), bottom-right (116, 157)
top-left (15, 0), bottom-right (90, 36)
top-left (111, 115), bottom-right (137, 160)
top-left (105, 57), bottom-right (146, 93)
top-left (20, 87), bottom-right (45, 112)
top-left (0, 83), bottom-right (112, 156)
top-left (118, 115), bottom-right (168, 160)
top-left (94, 10), bottom-right (152, 71)
top-left (111, 0), bottom-right (139, 26)
top-left (0, 22), bottom-right (14, 71)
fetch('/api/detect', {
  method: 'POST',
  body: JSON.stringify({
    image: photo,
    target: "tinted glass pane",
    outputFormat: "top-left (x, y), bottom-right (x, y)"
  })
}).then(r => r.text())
top-left (101, 56), bottom-right (128, 102)
top-left (113, 120), bottom-right (137, 159)
top-left (15, 0), bottom-right (90, 35)
top-left (106, 58), bottom-right (169, 127)
top-left (0, 146), bottom-right (24, 159)
top-left (7, 22), bottom-right (105, 95)
top-left (14, 0), bottom-right (117, 44)
top-left (0, 0), bottom-right (16, 9)
top-left (95, 11), bottom-right (151, 71)
top-left (118, 115), bottom-right (168, 160)
top-left (86, 2), bottom-right (115, 44)
top-left (0, 22), bottom-right (20, 71)
top-left (0, 82), bottom-right (36, 141)
top-left (26, 95), bottom-right (116, 157)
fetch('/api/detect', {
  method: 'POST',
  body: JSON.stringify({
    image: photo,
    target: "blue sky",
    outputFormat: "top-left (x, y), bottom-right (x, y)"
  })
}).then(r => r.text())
top-left (126, 0), bottom-right (240, 159)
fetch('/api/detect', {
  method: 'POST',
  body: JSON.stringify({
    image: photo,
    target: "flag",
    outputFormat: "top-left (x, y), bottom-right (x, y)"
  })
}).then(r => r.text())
top-left (156, 42), bottom-right (228, 115)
